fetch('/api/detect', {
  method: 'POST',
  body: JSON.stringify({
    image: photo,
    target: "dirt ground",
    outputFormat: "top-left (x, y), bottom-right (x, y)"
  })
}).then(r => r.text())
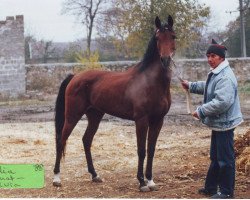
top-left (0, 92), bottom-right (249, 198)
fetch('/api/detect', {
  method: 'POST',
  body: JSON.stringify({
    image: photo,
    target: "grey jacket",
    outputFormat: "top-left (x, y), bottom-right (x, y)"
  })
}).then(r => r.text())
top-left (189, 59), bottom-right (243, 131)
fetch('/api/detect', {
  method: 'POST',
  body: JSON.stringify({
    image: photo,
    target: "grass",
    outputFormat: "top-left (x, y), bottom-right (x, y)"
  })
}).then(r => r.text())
top-left (239, 82), bottom-right (250, 102)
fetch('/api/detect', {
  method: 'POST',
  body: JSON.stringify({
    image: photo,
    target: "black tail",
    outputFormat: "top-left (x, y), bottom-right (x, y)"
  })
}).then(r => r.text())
top-left (55, 74), bottom-right (74, 157)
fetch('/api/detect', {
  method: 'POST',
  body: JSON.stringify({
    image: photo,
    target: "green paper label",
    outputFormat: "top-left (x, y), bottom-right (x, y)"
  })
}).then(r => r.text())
top-left (0, 164), bottom-right (45, 189)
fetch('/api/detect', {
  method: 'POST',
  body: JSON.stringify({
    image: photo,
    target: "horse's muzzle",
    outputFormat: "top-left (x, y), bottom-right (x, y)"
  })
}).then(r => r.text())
top-left (160, 56), bottom-right (171, 68)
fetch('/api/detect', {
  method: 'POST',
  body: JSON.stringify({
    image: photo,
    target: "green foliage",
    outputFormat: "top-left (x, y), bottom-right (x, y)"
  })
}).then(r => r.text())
top-left (238, 81), bottom-right (250, 102)
top-left (239, 81), bottom-right (250, 94)
top-left (64, 51), bottom-right (78, 63)
top-left (95, 36), bottom-right (132, 61)
top-left (99, 0), bottom-right (210, 59)
top-left (74, 50), bottom-right (102, 72)
top-left (63, 43), bottom-right (82, 63)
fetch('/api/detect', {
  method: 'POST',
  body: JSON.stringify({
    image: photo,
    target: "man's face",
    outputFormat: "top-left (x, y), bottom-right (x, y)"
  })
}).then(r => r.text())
top-left (206, 53), bottom-right (224, 69)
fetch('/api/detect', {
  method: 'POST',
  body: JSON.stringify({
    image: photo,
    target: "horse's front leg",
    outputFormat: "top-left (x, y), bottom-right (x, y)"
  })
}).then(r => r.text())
top-left (135, 117), bottom-right (149, 192)
top-left (145, 117), bottom-right (164, 191)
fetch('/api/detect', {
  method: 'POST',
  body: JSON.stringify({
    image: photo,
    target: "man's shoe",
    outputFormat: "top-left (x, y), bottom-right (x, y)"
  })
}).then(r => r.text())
top-left (198, 188), bottom-right (217, 196)
top-left (210, 193), bottom-right (233, 199)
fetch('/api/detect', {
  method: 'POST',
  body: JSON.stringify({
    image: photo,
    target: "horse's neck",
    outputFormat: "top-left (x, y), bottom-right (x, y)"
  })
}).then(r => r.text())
top-left (145, 60), bottom-right (172, 89)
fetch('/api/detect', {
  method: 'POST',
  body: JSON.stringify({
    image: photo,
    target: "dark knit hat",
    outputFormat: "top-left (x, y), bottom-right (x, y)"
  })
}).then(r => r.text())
top-left (206, 39), bottom-right (227, 58)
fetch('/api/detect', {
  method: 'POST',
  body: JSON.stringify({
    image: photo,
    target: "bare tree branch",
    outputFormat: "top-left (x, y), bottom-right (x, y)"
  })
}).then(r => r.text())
top-left (62, 0), bottom-right (107, 53)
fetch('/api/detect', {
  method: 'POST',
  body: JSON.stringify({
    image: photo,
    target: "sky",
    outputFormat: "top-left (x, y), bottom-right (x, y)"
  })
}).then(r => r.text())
top-left (0, 0), bottom-right (240, 42)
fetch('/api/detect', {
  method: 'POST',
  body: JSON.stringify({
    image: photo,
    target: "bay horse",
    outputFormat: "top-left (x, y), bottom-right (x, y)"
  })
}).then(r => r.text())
top-left (53, 15), bottom-right (176, 192)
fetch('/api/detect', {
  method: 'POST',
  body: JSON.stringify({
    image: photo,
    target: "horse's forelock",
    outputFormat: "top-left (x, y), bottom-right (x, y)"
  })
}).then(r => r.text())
top-left (163, 23), bottom-right (173, 32)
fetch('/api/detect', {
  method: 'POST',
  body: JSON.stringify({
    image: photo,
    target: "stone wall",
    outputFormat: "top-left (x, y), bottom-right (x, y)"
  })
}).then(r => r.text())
top-left (25, 58), bottom-right (250, 94)
top-left (0, 15), bottom-right (25, 98)
top-left (175, 58), bottom-right (250, 83)
top-left (25, 61), bottom-right (136, 94)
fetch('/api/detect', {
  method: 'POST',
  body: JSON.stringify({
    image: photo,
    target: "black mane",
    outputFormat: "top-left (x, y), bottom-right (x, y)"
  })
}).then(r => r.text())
top-left (139, 34), bottom-right (159, 72)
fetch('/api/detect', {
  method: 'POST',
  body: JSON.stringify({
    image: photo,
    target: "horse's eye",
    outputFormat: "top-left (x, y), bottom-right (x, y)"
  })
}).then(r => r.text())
top-left (172, 35), bottom-right (177, 39)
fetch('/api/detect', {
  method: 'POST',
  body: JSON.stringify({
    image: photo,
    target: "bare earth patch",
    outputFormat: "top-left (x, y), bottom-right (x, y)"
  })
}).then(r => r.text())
top-left (0, 93), bottom-right (249, 198)
top-left (0, 120), bottom-right (249, 198)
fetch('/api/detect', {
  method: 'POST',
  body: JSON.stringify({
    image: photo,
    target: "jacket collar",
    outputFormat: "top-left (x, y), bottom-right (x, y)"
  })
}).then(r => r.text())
top-left (211, 59), bottom-right (229, 74)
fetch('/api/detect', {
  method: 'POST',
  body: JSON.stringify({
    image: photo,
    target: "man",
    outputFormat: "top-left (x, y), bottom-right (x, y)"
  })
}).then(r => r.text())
top-left (181, 39), bottom-right (243, 199)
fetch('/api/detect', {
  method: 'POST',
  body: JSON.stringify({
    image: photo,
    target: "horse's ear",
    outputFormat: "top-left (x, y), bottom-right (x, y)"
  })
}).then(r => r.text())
top-left (211, 39), bottom-right (218, 44)
top-left (155, 16), bottom-right (161, 29)
top-left (167, 15), bottom-right (174, 28)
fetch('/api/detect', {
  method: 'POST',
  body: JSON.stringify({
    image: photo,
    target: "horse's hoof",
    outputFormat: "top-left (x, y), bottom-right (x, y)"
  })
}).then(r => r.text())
top-left (53, 181), bottom-right (62, 187)
top-left (147, 180), bottom-right (158, 191)
top-left (53, 173), bottom-right (61, 187)
top-left (92, 176), bottom-right (103, 183)
top-left (149, 184), bottom-right (159, 191)
top-left (139, 185), bottom-right (150, 192)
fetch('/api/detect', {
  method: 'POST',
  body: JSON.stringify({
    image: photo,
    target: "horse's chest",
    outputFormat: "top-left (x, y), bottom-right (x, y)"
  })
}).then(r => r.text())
top-left (153, 96), bottom-right (171, 114)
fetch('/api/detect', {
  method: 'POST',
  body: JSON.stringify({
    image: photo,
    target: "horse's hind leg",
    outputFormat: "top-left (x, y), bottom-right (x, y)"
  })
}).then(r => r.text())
top-left (53, 118), bottom-right (82, 186)
top-left (54, 116), bottom-right (85, 185)
top-left (82, 108), bottom-right (104, 182)
top-left (53, 95), bottom-right (86, 186)
top-left (53, 149), bottom-right (63, 186)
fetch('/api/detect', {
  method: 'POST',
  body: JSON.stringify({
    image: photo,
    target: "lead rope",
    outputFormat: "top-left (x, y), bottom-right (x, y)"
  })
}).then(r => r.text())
top-left (169, 57), bottom-right (193, 115)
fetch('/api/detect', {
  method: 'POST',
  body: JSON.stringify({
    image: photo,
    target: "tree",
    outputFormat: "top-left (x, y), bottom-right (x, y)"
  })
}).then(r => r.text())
top-left (219, 20), bottom-right (240, 57)
top-left (206, 0), bottom-right (250, 58)
top-left (62, 0), bottom-right (108, 54)
top-left (212, 7), bottom-right (250, 58)
top-left (98, 0), bottom-right (210, 59)
top-left (95, 36), bottom-right (126, 61)
top-left (25, 35), bottom-right (57, 63)
top-left (63, 41), bottom-right (83, 62)
top-left (27, 39), bottom-right (56, 63)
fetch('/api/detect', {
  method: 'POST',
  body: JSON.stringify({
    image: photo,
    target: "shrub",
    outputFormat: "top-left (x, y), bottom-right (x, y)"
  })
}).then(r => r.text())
top-left (74, 50), bottom-right (102, 73)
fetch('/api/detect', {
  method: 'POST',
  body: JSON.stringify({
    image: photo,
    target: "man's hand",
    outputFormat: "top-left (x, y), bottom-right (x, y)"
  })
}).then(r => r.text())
top-left (192, 111), bottom-right (200, 120)
top-left (181, 80), bottom-right (189, 91)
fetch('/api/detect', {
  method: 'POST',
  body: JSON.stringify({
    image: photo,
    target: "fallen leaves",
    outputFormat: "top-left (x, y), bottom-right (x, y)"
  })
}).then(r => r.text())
top-left (235, 129), bottom-right (250, 175)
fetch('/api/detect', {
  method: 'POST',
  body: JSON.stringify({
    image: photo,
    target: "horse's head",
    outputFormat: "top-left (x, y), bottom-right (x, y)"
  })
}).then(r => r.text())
top-left (155, 15), bottom-right (176, 68)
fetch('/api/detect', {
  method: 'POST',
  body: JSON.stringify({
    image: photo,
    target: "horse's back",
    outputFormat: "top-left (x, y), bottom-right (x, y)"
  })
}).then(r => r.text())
top-left (68, 68), bottom-right (135, 93)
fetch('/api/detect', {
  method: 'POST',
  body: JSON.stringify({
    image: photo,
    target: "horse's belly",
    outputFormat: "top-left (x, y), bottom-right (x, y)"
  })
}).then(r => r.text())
top-left (91, 94), bottom-right (134, 120)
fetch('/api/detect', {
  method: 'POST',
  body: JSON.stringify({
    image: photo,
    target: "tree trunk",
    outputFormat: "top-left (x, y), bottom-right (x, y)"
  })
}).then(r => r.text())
top-left (87, 17), bottom-right (94, 57)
